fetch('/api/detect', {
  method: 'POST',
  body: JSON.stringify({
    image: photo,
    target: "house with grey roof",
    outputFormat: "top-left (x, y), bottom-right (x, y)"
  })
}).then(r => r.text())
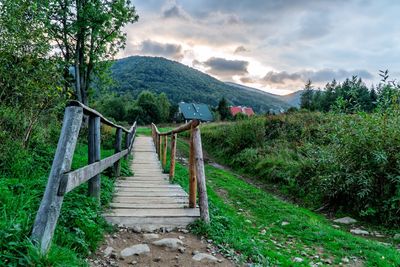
top-left (177, 102), bottom-right (213, 122)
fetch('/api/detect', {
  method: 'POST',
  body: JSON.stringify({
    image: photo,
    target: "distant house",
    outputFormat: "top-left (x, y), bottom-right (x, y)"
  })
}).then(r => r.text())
top-left (178, 102), bottom-right (213, 122)
top-left (229, 106), bottom-right (255, 117)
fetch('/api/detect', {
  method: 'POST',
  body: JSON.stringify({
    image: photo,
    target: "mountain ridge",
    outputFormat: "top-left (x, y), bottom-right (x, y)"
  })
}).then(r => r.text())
top-left (109, 56), bottom-right (293, 113)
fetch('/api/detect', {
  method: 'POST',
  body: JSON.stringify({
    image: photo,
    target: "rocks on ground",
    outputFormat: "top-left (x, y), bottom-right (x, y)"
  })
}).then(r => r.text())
top-left (89, 228), bottom-right (233, 267)
top-left (152, 238), bottom-right (183, 250)
top-left (192, 252), bottom-right (219, 262)
top-left (350, 228), bottom-right (369, 236)
top-left (333, 217), bottom-right (357, 224)
top-left (120, 244), bottom-right (150, 258)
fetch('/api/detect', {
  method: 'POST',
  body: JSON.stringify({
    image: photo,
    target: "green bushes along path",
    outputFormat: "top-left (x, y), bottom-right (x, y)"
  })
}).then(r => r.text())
top-left (200, 111), bottom-right (400, 226)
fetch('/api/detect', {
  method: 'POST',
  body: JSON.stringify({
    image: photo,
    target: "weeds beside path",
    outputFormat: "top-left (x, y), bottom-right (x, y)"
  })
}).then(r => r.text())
top-left (138, 126), bottom-right (400, 266)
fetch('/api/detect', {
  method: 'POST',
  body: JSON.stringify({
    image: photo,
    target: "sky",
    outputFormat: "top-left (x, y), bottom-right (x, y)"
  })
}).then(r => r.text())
top-left (118, 0), bottom-right (400, 95)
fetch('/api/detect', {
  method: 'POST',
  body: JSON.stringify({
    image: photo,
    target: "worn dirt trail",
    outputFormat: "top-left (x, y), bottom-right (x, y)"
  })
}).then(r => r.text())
top-left (88, 227), bottom-right (234, 267)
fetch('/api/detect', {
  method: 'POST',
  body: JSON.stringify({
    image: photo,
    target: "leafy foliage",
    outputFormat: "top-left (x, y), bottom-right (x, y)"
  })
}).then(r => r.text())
top-left (200, 109), bottom-right (400, 225)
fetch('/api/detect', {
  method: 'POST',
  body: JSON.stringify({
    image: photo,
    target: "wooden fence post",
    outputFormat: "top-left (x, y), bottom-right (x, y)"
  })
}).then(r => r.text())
top-left (193, 126), bottom-right (210, 222)
top-left (157, 134), bottom-right (161, 160)
top-left (169, 133), bottom-right (177, 180)
top-left (113, 128), bottom-right (122, 177)
top-left (31, 106), bottom-right (83, 253)
top-left (88, 115), bottom-right (101, 201)
top-left (124, 132), bottom-right (130, 160)
top-left (189, 125), bottom-right (197, 208)
top-left (162, 135), bottom-right (168, 170)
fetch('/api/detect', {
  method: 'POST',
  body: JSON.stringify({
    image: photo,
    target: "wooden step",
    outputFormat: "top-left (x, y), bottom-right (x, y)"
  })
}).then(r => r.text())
top-left (115, 187), bottom-right (183, 192)
top-left (105, 208), bottom-right (200, 217)
top-left (113, 196), bottom-right (188, 204)
top-left (114, 191), bottom-right (187, 197)
top-left (110, 203), bottom-right (188, 209)
top-left (104, 136), bottom-right (199, 229)
top-left (117, 181), bottom-right (171, 186)
top-left (105, 216), bottom-right (198, 228)
top-left (115, 183), bottom-right (178, 188)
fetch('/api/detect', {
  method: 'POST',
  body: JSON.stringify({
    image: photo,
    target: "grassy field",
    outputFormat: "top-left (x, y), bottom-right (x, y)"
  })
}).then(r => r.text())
top-left (138, 126), bottom-right (400, 266)
top-left (0, 137), bottom-right (131, 266)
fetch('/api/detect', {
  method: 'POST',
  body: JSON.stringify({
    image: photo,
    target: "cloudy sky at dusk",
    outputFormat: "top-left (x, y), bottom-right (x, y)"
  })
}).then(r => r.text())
top-left (119, 0), bottom-right (400, 95)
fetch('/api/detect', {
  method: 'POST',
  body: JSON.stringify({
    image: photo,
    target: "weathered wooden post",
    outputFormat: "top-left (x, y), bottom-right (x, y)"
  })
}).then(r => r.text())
top-left (189, 124), bottom-right (197, 208)
top-left (113, 128), bottom-right (122, 177)
top-left (162, 135), bottom-right (168, 170)
top-left (124, 132), bottom-right (130, 160)
top-left (193, 126), bottom-right (210, 222)
top-left (157, 134), bottom-right (161, 160)
top-left (88, 115), bottom-right (101, 201)
top-left (31, 106), bottom-right (83, 253)
top-left (169, 133), bottom-right (177, 180)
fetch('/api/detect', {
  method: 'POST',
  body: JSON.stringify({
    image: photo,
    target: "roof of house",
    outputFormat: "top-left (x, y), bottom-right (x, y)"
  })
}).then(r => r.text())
top-left (229, 106), bottom-right (255, 116)
top-left (243, 107), bottom-right (255, 116)
top-left (229, 106), bottom-right (243, 116)
top-left (178, 102), bottom-right (214, 121)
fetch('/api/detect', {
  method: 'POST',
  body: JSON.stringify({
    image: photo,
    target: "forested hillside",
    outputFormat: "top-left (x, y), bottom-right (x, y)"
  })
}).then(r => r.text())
top-left (109, 56), bottom-right (291, 113)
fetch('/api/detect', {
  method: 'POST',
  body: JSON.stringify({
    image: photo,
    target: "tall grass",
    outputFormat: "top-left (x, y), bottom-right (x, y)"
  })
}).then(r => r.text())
top-left (0, 107), bottom-right (131, 266)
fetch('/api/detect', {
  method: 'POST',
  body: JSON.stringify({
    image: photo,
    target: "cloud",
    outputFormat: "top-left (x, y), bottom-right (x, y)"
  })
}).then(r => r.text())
top-left (203, 57), bottom-right (249, 76)
top-left (163, 4), bottom-right (190, 20)
top-left (263, 69), bottom-right (373, 85)
top-left (240, 76), bottom-right (255, 83)
top-left (137, 40), bottom-right (184, 60)
top-left (298, 12), bottom-right (331, 40)
top-left (234, 46), bottom-right (248, 53)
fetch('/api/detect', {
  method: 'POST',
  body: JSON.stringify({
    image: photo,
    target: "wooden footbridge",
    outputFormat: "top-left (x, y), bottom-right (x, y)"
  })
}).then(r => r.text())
top-left (30, 101), bottom-right (209, 253)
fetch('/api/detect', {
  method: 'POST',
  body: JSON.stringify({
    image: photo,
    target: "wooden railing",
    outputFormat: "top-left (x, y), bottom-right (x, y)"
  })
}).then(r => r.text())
top-left (31, 101), bottom-right (137, 253)
top-left (151, 120), bottom-right (210, 223)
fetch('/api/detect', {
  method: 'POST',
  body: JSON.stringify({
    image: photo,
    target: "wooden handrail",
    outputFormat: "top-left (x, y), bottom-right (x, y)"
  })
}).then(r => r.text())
top-left (31, 101), bottom-right (137, 254)
top-left (151, 120), bottom-right (210, 224)
top-left (68, 100), bottom-right (133, 133)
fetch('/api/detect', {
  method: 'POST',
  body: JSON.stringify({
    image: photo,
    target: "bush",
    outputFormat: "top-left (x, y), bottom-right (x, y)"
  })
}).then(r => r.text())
top-left (200, 112), bottom-right (400, 225)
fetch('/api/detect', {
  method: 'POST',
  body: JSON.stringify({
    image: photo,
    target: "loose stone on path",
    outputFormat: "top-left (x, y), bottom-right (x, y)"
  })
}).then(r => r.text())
top-left (120, 244), bottom-right (150, 258)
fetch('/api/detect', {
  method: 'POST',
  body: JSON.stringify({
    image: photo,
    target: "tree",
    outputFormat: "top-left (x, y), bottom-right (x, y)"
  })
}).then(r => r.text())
top-left (300, 80), bottom-right (314, 110)
top-left (136, 91), bottom-right (161, 124)
top-left (47, 0), bottom-right (139, 104)
top-left (217, 97), bottom-right (231, 121)
top-left (0, 0), bottom-right (63, 147)
top-left (157, 93), bottom-right (171, 122)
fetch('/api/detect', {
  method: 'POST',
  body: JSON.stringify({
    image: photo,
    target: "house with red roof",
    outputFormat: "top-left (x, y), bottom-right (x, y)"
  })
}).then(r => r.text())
top-left (229, 106), bottom-right (255, 117)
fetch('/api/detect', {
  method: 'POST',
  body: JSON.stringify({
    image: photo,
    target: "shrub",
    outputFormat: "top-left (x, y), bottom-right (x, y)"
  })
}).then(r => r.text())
top-left (200, 112), bottom-right (400, 225)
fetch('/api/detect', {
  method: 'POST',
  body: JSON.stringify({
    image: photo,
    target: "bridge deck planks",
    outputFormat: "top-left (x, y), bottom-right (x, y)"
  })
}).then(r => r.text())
top-left (104, 136), bottom-right (200, 229)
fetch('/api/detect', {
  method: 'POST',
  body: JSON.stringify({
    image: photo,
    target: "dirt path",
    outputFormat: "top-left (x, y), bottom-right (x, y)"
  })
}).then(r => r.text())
top-left (88, 226), bottom-right (234, 267)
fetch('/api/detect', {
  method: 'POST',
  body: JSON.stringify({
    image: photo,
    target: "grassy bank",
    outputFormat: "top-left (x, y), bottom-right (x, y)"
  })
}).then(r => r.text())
top-left (0, 130), bottom-right (131, 266)
top-left (138, 126), bottom-right (400, 266)
top-left (199, 111), bottom-right (400, 226)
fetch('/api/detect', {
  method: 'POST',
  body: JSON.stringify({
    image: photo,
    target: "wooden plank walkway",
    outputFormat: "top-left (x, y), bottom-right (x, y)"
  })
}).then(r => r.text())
top-left (105, 136), bottom-right (200, 230)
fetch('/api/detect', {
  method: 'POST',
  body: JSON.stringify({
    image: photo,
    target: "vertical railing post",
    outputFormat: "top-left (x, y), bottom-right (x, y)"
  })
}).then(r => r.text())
top-left (88, 115), bottom-right (101, 201)
top-left (189, 124), bottom-right (197, 208)
top-left (169, 133), bottom-right (177, 180)
top-left (113, 128), bottom-right (122, 177)
top-left (124, 131), bottom-right (130, 160)
top-left (192, 126), bottom-right (210, 223)
top-left (31, 106), bottom-right (83, 253)
top-left (162, 135), bottom-right (168, 170)
top-left (157, 134), bottom-right (161, 160)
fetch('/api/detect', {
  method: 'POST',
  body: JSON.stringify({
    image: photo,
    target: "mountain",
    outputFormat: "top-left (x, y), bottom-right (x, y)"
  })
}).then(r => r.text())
top-left (225, 82), bottom-right (303, 108)
top-left (109, 56), bottom-right (291, 113)
top-left (276, 91), bottom-right (303, 107)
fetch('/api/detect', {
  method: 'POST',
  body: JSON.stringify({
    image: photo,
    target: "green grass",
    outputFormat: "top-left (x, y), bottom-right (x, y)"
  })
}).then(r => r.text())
top-left (0, 140), bottom-right (131, 266)
top-left (137, 126), bottom-right (400, 266)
